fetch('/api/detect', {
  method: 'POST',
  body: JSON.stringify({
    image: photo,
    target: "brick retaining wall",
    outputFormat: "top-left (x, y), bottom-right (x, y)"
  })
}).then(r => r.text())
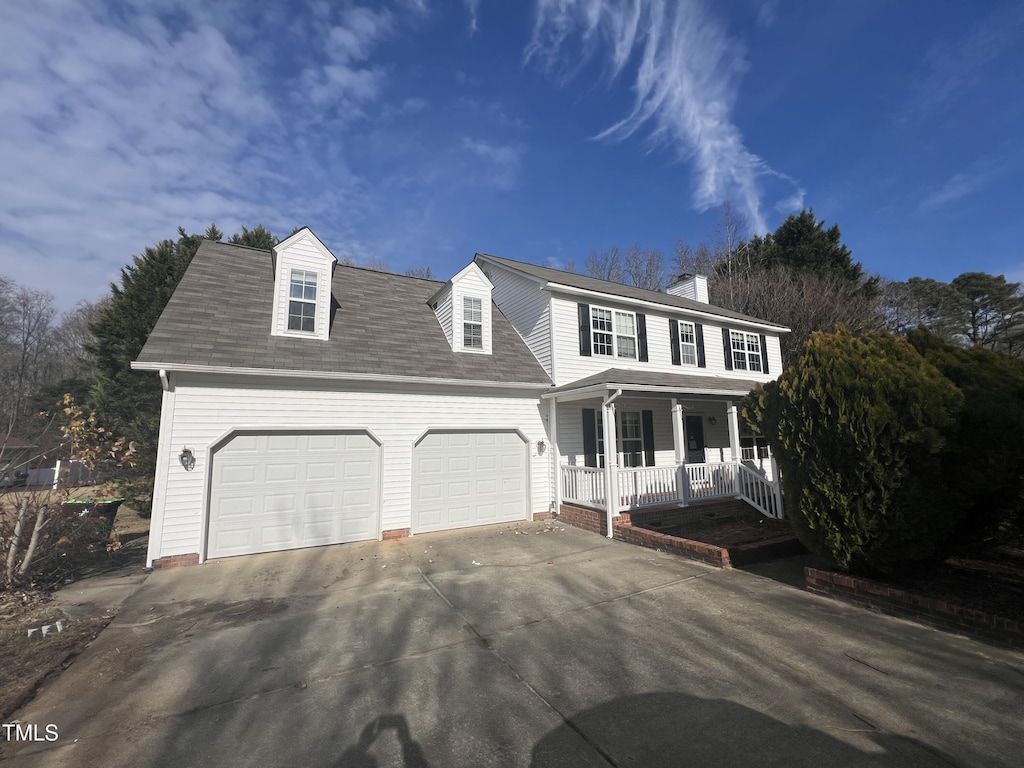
top-left (558, 502), bottom-right (733, 568)
top-left (806, 567), bottom-right (1023, 649)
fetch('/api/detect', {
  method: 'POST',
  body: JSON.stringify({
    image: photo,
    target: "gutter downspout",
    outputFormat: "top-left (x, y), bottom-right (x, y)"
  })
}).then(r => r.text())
top-left (603, 388), bottom-right (622, 539)
top-left (159, 369), bottom-right (170, 392)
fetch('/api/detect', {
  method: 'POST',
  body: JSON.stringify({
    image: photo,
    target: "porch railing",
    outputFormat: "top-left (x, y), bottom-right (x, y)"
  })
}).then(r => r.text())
top-left (618, 466), bottom-right (679, 509)
top-left (737, 462), bottom-right (784, 519)
top-left (560, 461), bottom-right (783, 519)
top-left (561, 465), bottom-right (606, 508)
top-left (684, 461), bottom-right (740, 502)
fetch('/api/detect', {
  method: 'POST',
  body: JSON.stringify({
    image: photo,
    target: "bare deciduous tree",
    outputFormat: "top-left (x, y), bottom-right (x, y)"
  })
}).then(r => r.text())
top-left (585, 247), bottom-right (623, 283)
top-left (623, 244), bottom-right (665, 291)
top-left (713, 266), bottom-right (882, 365)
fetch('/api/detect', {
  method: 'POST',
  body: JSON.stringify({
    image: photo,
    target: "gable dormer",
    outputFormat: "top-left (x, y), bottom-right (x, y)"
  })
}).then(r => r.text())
top-left (429, 262), bottom-right (493, 354)
top-left (270, 228), bottom-right (337, 341)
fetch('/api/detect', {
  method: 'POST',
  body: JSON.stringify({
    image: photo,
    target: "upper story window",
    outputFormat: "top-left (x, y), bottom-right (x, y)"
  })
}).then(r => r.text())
top-left (679, 321), bottom-right (698, 366)
top-left (463, 296), bottom-right (483, 349)
top-left (730, 330), bottom-right (763, 372)
top-left (591, 307), bottom-right (637, 359)
top-left (288, 270), bottom-right (318, 332)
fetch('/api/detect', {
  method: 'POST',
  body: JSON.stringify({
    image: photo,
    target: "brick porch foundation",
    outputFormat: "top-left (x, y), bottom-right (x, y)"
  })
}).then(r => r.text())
top-left (558, 501), bottom-right (748, 568)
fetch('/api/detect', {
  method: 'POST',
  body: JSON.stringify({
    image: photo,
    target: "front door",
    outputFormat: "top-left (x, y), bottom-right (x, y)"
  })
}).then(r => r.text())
top-left (684, 415), bottom-right (705, 464)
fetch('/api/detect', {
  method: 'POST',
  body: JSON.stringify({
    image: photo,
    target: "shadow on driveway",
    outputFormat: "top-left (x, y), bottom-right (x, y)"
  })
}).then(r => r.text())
top-left (531, 692), bottom-right (957, 767)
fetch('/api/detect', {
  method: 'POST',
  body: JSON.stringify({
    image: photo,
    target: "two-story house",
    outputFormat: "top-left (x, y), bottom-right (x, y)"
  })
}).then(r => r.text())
top-left (134, 229), bottom-right (787, 568)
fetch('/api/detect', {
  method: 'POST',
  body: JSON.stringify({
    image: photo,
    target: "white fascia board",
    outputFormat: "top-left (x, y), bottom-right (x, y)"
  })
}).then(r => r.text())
top-left (274, 227), bottom-right (338, 265)
top-left (130, 361), bottom-right (550, 390)
top-left (474, 254), bottom-right (548, 286)
top-left (429, 261), bottom-right (496, 305)
top-left (543, 382), bottom-right (754, 400)
top-left (546, 283), bottom-right (791, 333)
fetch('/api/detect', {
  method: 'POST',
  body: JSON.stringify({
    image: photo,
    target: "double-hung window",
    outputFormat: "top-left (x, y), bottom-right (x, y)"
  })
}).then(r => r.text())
top-left (591, 307), bottom-right (637, 359)
top-left (740, 424), bottom-right (770, 460)
top-left (619, 411), bottom-right (644, 467)
top-left (463, 296), bottom-right (483, 349)
top-left (730, 330), bottom-right (763, 372)
top-left (594, 410), bottom-right (645, 467)
top-left (678, 321), bottom-right (698, 366)
top-left (288, 270), bottom-right (318, 332)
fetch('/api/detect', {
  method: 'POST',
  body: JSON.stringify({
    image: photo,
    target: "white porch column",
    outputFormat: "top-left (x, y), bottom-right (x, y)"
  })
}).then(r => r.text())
top-left (670, 399), bottom-right (685, 465)
top-left (602, 390), bottom-right (622, 539)
top-left (549, 397), bottom-right (561, 515)
top-left (727, 401), bottom-right (741, 463)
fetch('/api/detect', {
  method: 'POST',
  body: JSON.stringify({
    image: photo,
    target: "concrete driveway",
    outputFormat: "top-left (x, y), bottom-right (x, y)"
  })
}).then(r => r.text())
top-left (5, 520), bottom-right (1023, 767)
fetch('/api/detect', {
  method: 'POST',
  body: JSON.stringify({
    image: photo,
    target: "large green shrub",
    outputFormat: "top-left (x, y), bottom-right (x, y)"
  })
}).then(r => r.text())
top-left (907, 329), bottom-right (1024, 545)
top-left (745, 328), bottom-right (963, 574)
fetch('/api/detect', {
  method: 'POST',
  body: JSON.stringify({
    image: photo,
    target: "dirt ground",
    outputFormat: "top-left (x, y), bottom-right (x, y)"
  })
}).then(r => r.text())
top-left (0, 489), bottom-right (149, 719)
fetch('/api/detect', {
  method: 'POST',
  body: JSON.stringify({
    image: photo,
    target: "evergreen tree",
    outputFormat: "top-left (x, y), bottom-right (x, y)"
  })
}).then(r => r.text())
top-left (87, 224), bottom-right (277, 509)
top-left (745, 327), bottom-right (963, 574)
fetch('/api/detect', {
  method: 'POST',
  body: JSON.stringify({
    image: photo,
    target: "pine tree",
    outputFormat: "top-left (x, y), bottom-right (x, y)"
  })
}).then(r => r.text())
top-left (87, 224), bottom-right (276, 509)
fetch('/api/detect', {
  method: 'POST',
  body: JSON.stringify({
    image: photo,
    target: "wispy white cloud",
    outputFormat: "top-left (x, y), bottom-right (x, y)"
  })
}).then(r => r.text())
top-left (917, 157), bottom-right (1004, 212)
top-left (0, 0), bottom-right (413, 307)
top-left (461, 138), bottom-right (523, 190)
top-left (905, 5), bottom-right (1024, 118)
top-left (465, 0), bottom-right (481, 34)
top-left (755, 0), bottom-right (778, 28)
top-left (527, 0), bottom-right (800, 233)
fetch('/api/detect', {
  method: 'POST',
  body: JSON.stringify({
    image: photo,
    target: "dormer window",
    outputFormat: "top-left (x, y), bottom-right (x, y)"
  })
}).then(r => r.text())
top-left (463, 296), bottom-right (483, 349)
top-left (288, 270), bottom-right (318, 332)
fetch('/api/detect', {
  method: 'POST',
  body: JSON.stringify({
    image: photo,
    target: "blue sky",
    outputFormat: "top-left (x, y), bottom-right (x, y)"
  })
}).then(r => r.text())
top-left (2, 0), bottom-right (1023, 311)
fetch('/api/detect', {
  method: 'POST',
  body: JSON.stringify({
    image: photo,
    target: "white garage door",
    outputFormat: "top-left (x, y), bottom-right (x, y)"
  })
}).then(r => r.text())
top-left (208, 431), bottom-right (380, 559)
top-left (412, 431), bottom-right (528, 534)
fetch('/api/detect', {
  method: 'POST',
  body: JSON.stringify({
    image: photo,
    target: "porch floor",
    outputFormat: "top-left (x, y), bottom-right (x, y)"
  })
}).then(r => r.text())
top-left (561, 499), bottom-right (805, 568)
top-left (634, 505), bottom-right (802, 565)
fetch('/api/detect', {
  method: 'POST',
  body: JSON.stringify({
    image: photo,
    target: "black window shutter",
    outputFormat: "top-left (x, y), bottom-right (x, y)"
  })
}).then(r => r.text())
top-left (578, 304), bottom-right (592, 357)
top-left (722, 328), bottom-right (733, 371)
top-left (642, 410), bottom-right (655, 467)
top-left (582, 409), bottom-right (598, 468)
top-left (759, 334), bottom-right (770, 374)
top-left (637, 313), bottom-right (648, 362)
top-left (695, 323), bottom-right (706, 368)
top-left (669, 319), bottom-right (681, 366)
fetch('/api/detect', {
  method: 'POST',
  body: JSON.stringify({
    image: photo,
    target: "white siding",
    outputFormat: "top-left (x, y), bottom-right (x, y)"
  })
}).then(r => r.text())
top-left (433, 284), bottom-right (453, 346)
top-left (148, 375), bottom-right (550, 564)
top-left (551, 293), bottom-right (783, 387)
top-left (452, 264), bottom-right (493, 354)
top-left (481, 264), bottom-right (552, 376)
top-left (271, 234), bottom-right (334, 341)
top-left (556, 397), bottom-right (733, 468)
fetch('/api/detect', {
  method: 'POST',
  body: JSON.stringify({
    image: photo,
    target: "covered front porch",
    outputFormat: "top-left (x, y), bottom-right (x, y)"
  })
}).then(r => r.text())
top-left (545, 370), bottom-right (784, 536)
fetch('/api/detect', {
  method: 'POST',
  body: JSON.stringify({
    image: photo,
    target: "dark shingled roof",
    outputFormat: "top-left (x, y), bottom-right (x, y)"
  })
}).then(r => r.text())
top-left (547, 368), bottom-right (764, 396)
top-left (135, 240), bottom-right (551, 385)
top-left (476, 253), bottom-right (790, 330)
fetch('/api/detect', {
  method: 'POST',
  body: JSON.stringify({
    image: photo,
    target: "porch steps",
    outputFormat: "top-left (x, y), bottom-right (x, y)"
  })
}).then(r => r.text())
top-left (558, 500), bottom-right (804, 569)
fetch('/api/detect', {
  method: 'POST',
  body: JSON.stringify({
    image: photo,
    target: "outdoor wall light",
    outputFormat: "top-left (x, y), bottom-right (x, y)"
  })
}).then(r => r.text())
top-left (536, 440), bottom-right (546, 455)
top-left (179, 447), bottom-right (196, 471)
top-left (708, 416), bottom-right (717, 426)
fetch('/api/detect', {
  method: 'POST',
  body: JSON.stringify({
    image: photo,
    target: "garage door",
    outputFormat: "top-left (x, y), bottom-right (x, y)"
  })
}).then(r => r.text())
top-left (412, 431), bottom-right (528, 533)
top-left (208, 431), bottom-right (380, 559)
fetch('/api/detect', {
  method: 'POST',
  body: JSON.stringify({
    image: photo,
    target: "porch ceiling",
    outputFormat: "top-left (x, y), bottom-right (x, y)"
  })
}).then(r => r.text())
top-left (543, 368), bottom-right (762, 400)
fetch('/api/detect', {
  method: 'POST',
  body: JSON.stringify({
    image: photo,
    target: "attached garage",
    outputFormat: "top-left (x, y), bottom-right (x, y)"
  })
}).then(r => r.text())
top-left (412, 430), bottom-right (528, 533)
top-left (207, 431), bottom-right (381, 559)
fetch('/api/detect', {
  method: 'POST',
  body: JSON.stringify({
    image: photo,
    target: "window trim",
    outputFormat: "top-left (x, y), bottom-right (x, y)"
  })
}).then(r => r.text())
top-left (729, 330), bottom-right (763, 372)
top-left (287, 269), bottom-right (318, 333)
top-left (590, 305), bottom-right (638, 360)
top-left (462, 295), bottom-right (483, 350)
top-left (678, 320), bottom-right (698, 366)
top-left (595, 409), bottom-right (648, 468)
